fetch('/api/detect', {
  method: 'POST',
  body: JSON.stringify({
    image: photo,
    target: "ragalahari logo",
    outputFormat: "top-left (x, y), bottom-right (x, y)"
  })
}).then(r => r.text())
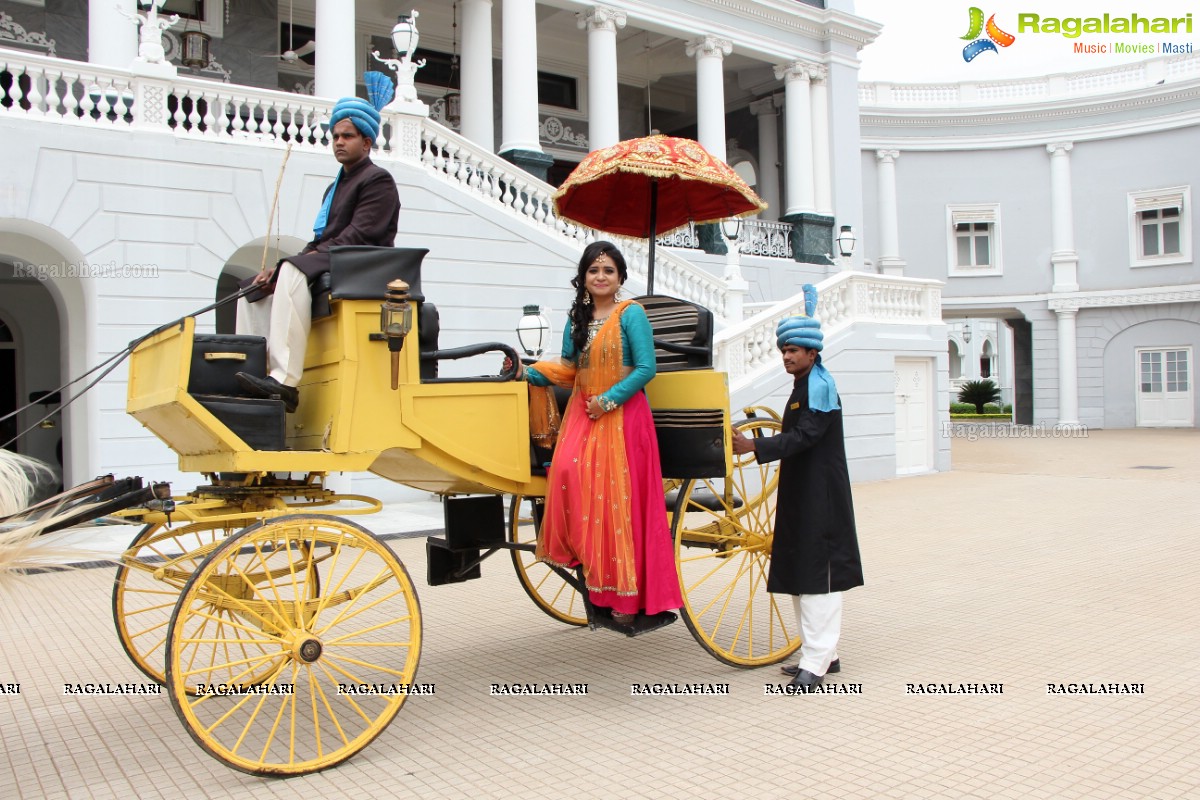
top-left (961, 7), bottom-right (1016, 62)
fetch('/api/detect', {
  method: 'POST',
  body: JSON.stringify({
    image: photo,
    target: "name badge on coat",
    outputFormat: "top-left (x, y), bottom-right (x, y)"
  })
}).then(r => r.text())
top-left (789, 402), bottom-right (801, 411)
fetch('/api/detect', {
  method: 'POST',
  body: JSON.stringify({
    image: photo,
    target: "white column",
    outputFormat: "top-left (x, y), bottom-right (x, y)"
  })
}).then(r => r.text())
top-left (461, 0), bottom-right (495, 150)
top-left (316, 0), bottom-right (357, 99)
top-left (1047, 142), bottom-right (1079, 292)
top-left (90, 0), bottom-right (137, 67)
top-left (749, 97), bottom-right (781, 220)
top-left (500, 0), bottom-right (543, 155)
top-left (1055, 307), bottom-right (1081, 426)
top-left (579, 6), bottom-right (626, 151)
top-left (875, 149), bottom-right (905, 275)
top-left (723, 232), bottom-right (748, 322)
top-left (774, 61), bottom-right (816, 216)
top-left (686, 35), bottom-right (732, 162)
top-left (810, 66), bottom-right (832, 216)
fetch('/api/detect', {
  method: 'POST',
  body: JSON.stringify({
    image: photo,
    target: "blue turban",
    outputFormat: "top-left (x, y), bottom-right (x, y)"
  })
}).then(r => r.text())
top-left (329, 97), bottom-right (381, 142)
top-left (775, 288), bottom-right (839, 412)
top-left (776, 316), bottom-right (823, 352)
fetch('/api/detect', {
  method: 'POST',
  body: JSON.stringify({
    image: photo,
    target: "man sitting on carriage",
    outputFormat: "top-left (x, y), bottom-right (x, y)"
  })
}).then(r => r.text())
top-left (235, 88), bottom-right (401, 413)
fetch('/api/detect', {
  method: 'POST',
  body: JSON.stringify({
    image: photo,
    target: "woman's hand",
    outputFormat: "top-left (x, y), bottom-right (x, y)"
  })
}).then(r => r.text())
top-left (585, 396), bottom-right (605, 420)
top-left (502, 356), bottom-right (524, 379)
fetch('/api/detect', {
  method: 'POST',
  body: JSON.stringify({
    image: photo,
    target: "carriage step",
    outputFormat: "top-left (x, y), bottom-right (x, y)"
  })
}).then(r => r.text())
top-left (425, 537), bottom-right (482, 586)
top-left (590, 606), bottom-right (678, 637)
top-left (445, 495), bottom-right (507, 549)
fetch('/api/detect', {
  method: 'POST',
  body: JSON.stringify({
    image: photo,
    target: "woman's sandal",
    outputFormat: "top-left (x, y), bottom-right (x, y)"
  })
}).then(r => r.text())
top-left (611, 611), bottom-right (636, 625)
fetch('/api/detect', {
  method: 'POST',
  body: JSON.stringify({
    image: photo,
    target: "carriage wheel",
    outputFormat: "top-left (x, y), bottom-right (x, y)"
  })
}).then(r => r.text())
top-left (165, 515), bottom-right (422, 776)
top-left (672, 417), bottom-right (801, 667)
top-left (508, 494), bottom-right (587, 626)
top-left (113, 519), bottom-right (250, 687)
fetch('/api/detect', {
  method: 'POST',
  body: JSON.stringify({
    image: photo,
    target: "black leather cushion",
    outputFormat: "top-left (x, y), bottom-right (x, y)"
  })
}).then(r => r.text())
top-left (189, 334), bottom-right (267, 395)
top-left (634, 294), bottom-right (714, 371)
top-left (193, 395), bottom-right (286, 451)
top-left (312, 246), bottom-right (429, 319)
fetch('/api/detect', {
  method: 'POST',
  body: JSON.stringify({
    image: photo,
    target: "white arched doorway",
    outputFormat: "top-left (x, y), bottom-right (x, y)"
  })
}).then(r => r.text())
top-left (0, 222), bottom-right (90, 485)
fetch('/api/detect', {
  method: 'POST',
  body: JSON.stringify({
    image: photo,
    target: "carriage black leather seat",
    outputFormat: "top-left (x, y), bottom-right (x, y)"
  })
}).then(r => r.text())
top-left (418, 302), bottom-right (440, 380)
top-left (311, 246), bottom-right (429, 319)
top-left (633, 294), bottom-right (714, 371)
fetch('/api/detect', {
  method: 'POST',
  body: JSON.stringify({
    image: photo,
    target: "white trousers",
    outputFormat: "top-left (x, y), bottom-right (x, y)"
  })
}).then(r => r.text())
top-left (234, 261), bottom-right (311, 386)
top-left (791, 592), bottom-right (843, 676)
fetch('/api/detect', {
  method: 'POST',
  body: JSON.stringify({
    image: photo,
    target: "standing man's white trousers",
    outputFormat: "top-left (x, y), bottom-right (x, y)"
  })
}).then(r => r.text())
top-left (234, 261), bottom-right (311, 386)
top-left (792, 592), bottom-right (843, 676)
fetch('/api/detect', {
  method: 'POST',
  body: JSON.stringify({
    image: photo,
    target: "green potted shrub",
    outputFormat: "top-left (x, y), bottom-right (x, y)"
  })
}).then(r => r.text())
top-left (957, 379), bottom-right (1001, 414)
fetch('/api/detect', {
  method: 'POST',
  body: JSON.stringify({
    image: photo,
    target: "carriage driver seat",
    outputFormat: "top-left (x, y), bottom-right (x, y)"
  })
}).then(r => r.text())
top-left (311, 246), bottom-right (441, 379)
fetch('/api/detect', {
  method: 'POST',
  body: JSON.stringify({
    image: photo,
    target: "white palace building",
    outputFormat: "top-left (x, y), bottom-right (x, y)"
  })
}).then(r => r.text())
top-left (0, 1), bottom-right (1195, 500)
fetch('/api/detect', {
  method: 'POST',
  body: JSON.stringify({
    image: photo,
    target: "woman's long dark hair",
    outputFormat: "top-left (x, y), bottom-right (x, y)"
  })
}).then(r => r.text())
top-left (568, 240), bottom-right (628, 354)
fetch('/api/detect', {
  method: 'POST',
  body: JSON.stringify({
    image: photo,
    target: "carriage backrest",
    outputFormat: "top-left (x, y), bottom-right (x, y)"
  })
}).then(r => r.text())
top-left (312, 246), bottom-right (428, 318)
top-left (633, 294), bottom-right (713, 372)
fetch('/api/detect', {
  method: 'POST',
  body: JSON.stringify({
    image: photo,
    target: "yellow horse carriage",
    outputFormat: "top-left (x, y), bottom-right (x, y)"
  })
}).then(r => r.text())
top-left (114, 246), bottom-right (791, 776)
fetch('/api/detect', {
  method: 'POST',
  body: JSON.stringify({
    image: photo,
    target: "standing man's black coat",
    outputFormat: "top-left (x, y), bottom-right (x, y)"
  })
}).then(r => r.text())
top-left (754, 376), bottom-right (864, 595)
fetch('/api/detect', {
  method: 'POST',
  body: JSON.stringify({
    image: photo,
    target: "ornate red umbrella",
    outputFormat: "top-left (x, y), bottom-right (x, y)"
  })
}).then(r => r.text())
top-left (553, 135), bottom-right (766, 294)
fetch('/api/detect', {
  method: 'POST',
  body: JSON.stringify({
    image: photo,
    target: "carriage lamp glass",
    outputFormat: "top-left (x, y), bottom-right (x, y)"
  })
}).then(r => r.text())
top-left (963, 322), bottom-right (973, 343)
top-left (381, 279), bottom-right (413, 340)
top-left (391, 12), bottom-right (420, 60)
top-left (836, 224), bottom-right (857, 258)
top-left (382, 279), bottom-right (413, 389)
top-left (516, 304), bottom-right (551, 357)
top-left (720, 216), bottom-right (743, 241)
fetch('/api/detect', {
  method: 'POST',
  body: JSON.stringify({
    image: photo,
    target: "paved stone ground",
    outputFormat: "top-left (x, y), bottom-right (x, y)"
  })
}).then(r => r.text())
top-left (1, 429), bottom-right (1197, 799)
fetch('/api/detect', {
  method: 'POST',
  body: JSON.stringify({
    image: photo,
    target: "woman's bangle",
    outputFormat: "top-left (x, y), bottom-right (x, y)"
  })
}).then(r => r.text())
top-left (597, 395), bottom-right (618, 412)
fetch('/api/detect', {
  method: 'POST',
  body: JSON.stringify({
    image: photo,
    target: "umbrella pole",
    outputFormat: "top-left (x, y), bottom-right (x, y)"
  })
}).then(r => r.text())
top-left (647, 179), bottom-right (658, 295)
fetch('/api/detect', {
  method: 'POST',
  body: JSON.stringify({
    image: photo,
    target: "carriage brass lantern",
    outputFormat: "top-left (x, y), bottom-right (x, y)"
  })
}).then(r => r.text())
top-left (381, 279), bottom-right (413, 389)
top-left (516, 304), bottom-right (551, 357)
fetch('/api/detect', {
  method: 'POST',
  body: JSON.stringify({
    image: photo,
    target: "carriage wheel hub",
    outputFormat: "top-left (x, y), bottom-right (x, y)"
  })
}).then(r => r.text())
top-left (293, 636), bottom-right (323, 663)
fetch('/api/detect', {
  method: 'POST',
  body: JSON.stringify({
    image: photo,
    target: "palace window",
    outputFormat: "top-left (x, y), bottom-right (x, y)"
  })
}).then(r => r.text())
top-left (1129, 186), bottom-right (1190, 267)
top-left (946, 204), bottom-right (1002, 276)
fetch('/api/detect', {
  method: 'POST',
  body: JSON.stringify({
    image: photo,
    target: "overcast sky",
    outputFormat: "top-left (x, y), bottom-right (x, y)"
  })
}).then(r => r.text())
top-left (854, 0), bottom-right (1197, 83)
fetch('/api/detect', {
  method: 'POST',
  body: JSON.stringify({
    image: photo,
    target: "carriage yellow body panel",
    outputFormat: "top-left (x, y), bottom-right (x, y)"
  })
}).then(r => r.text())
top-left (126, 298), bottom-right (545, 494)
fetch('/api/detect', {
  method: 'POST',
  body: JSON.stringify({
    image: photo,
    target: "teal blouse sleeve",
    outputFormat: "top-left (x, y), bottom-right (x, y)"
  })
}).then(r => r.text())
top-left (525, 320), bottom-right (577, 387)
top-left (599, 304), bottom-right (657, 409)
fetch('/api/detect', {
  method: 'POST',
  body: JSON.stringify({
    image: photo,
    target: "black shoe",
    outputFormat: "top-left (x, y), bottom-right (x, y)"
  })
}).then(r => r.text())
top-left (788, 669), bottom-right (823, 692)
top-left (235, 372), bottom-right (299, 413)
top-left (781, 658), bottom-right (839, 677)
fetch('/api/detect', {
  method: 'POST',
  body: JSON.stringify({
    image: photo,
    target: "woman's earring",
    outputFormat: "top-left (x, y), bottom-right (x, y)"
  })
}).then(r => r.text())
top-left (583, 292), bottom-right (592, 306)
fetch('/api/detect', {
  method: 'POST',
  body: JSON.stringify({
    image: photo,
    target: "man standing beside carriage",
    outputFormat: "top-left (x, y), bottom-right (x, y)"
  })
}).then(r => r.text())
top-left (731, 294), bottom-right (864, 692)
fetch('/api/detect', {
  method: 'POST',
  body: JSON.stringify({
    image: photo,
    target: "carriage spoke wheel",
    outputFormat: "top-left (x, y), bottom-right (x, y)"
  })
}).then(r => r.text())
top-left (165, 514), bottom-right (422, 776)
top-left (508, 495), bottom-right (587, 626)
top-left (672, 417), bottom-right (800, 667)
top-left (114, 519), bottom-right (254, 688)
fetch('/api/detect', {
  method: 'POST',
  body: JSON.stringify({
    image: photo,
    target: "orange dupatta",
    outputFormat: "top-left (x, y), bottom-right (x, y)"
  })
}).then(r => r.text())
top-left (530, 300), bottom-right (638, 596)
